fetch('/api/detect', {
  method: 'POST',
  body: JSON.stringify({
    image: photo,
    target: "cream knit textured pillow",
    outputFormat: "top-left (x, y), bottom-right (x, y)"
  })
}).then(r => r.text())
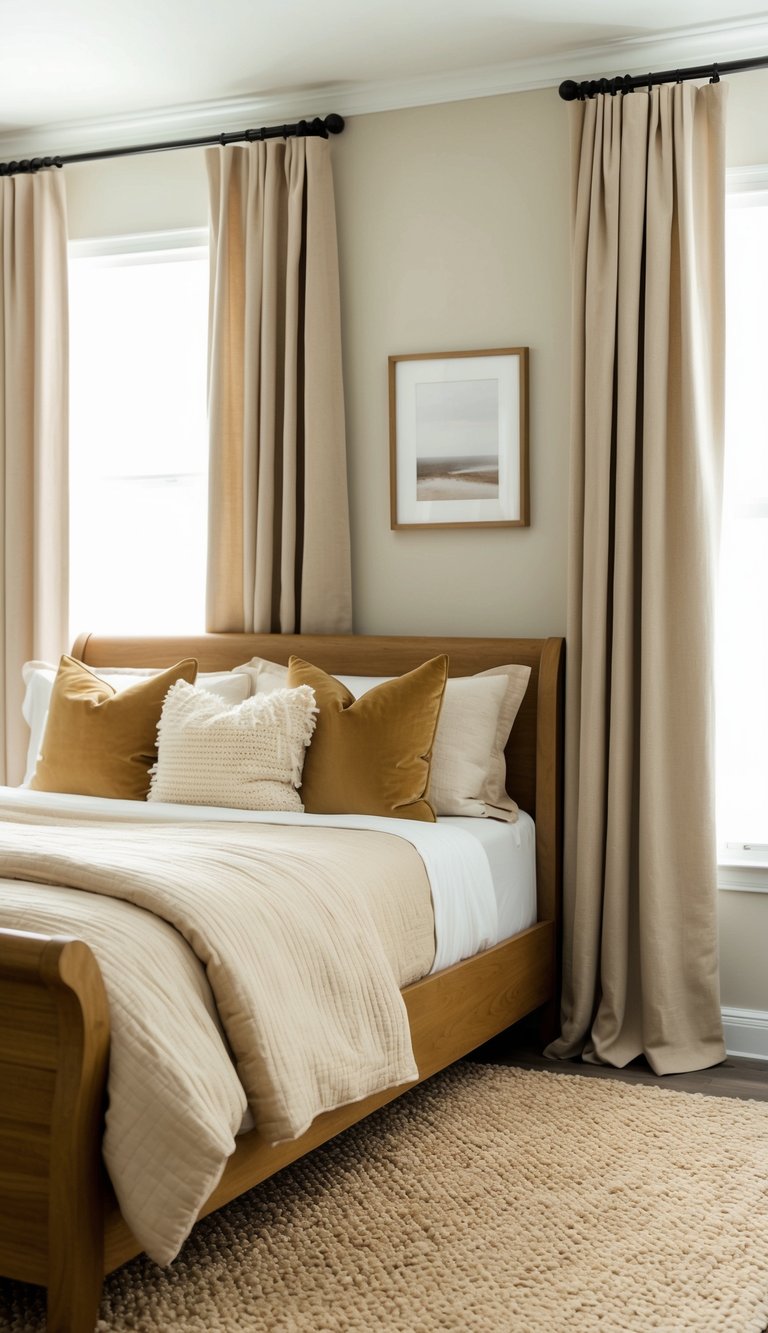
top-left (148, 681), bottom-right (317, 811)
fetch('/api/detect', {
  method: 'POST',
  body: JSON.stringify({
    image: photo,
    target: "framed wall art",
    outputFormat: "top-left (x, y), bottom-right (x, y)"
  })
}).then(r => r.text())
top-left (388, 347), bottom-right (529, 530)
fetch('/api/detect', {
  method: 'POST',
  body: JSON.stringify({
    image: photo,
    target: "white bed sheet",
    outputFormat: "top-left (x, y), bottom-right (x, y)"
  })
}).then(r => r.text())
top-left (0, 787), bottom-right (536, 972)
top-left (441, 811), bottom-right (537, 945)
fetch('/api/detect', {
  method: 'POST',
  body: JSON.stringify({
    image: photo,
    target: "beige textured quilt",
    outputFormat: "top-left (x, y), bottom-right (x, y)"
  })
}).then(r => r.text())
top-left (0, 807), bottom-right (435, 1264)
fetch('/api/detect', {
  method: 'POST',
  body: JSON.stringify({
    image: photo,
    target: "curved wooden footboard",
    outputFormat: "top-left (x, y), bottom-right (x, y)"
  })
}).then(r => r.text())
top-left (0, 930), bottom-right (110, 1331)
top-left (0, 920), bottom-right (555, 1329)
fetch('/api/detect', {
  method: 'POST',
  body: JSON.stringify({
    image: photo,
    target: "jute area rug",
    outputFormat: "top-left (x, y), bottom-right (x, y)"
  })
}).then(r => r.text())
top-left (2, 1063), bottom-right (768, 1332)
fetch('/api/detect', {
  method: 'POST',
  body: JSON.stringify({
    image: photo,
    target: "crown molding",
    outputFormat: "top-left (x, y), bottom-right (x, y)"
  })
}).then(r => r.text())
top-left (0, 14), bottom-right (767, 159)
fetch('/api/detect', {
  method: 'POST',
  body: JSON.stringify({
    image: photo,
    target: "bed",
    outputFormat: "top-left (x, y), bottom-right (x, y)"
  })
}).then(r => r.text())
top-left (0, 630), bottom-right (564, 1333)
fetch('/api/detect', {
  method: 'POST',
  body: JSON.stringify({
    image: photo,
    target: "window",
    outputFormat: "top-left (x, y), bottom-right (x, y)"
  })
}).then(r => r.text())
top-left (717, 174), bottom-right (768, 889)
top-left (68, 229), bottom-right (209, 640)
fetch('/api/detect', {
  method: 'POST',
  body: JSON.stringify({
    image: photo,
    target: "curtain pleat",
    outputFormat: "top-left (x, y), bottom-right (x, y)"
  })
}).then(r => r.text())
top-left (548, 83), bottom-right (727, 1074)
top-left (0, 172), bottom-right (69, 785)
top-left (205, 138), bottom-right (352, 634)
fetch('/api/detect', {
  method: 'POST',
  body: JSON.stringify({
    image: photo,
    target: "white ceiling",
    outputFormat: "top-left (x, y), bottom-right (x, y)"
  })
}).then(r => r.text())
top-left (2, 1), bottom-right (768, 153)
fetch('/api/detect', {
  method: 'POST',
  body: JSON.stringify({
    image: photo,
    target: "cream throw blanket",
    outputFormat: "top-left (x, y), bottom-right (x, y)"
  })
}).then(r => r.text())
top-left (0, 810), bottom-right (435, 1264)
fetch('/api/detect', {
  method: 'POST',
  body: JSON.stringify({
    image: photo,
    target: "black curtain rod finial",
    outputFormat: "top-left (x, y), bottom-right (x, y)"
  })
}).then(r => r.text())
top-left (0, 113), bottom-right (345, 177)
top-left (559, 51), bottom-right (768, 99)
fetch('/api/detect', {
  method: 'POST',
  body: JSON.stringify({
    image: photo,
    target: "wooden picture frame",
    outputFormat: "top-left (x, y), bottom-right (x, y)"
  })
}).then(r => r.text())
top-left (389, 347), bottom-right (530, 530)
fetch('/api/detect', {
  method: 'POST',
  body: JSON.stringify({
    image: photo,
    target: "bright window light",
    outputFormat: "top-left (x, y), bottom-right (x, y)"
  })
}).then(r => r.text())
top-left (68, 231), bottom-right (209, 640)
top-left (717, 188), bottom-right (768, 863)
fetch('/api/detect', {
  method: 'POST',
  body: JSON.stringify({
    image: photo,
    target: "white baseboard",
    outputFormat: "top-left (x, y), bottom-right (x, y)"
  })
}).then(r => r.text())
top-left (721, 1007), bottom-right (768, 1061)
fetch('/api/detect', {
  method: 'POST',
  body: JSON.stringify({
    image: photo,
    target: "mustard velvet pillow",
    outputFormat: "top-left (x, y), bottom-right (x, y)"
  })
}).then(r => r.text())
top-left (30, 655), bottom-right (198, 800)
top-left (287, 654), bottom-right (448, 821)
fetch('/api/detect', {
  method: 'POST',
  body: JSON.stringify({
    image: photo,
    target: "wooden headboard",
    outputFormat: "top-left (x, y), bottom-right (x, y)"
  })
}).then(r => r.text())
top-left (72, 631), bottom-right (564, 931)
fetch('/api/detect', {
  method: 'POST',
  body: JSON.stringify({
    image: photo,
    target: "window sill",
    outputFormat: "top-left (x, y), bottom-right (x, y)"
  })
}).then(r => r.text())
top-left (718, 863), bottom-right (768, 894)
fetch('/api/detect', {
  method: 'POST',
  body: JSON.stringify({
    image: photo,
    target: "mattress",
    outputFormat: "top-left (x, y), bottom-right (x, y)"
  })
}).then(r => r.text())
top-left (0, 789), bottom-right (538, 1151)
top-left (0, 787), bottom-right (536, 973)
top-left (443, 811), bottom-right (537, 945)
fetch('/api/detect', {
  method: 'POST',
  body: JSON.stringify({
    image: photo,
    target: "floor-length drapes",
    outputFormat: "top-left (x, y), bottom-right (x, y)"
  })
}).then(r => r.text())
top-left (548, 83), bottom-right (728, 1074)
top-left (0, 172), bottom-right (69, 785)
top-left (205, 138), bottom-right (352, 634)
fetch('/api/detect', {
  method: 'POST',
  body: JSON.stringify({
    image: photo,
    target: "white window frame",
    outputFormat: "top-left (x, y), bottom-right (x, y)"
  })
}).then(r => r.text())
top-left (717, 166), bottom-right (768, 893)
top-left (69, 226), bottom-right (208, 262)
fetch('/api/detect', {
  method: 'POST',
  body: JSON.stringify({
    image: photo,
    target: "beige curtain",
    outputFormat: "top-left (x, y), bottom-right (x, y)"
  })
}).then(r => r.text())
top-left (548, 83), bottom-right (728, 1074)
top-left (0, 172), bottom-right (69, 785)
top-left (205, 137), bottom-right (352, 634)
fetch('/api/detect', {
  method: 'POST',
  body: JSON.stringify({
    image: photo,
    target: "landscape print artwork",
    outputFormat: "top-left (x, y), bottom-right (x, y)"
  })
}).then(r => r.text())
top-left (389, 347), bottom-right (529, 529)
top-left (414, 378), bottom-right (500, 501)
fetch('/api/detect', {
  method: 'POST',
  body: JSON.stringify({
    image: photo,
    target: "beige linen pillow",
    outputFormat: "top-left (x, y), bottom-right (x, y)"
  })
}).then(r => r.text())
top-left (30, 655), bottom-right (198, 800)
top-left (427, 673), bottom-right (509, 816)
top-left (286, 655), bottom-right (448, 822)
top-left (235, 656), bottom-right (293, 696)
top-left (242, 654), bottom-right (530, 819)
top-left (148, 681), bottom-right (317, 811)
top-left (473, 664), bottom-right (531, 820)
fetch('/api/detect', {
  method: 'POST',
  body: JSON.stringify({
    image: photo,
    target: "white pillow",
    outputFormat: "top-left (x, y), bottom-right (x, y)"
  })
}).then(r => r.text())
top-left (237, 655), bottom-right (531, 820)
top-left (21, 660), bottom-right (252, 786)
top-left (148, 681), bottom-right (317, 811)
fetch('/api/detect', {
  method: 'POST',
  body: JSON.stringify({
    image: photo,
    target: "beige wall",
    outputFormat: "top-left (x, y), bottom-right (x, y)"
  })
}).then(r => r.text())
top-left (332, 92), bottom-right (570, 636)
top-left (718, 891), bottom-right (768, 1012)
top-left (64, 70), bottom-right (768, 1015)
top-left (66, 150), bottom-right (209, 237)
top-left (726, 68), bottom-right (768, 165)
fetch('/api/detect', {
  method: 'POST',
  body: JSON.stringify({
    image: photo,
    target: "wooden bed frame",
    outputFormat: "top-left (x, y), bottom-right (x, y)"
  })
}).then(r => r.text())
top-left (0, 632), bottom-right (564, 1332)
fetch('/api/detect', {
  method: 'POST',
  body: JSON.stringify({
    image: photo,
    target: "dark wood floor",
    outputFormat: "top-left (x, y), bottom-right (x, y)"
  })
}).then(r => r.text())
top-left (468, 1031), bottom-right (768, 1102)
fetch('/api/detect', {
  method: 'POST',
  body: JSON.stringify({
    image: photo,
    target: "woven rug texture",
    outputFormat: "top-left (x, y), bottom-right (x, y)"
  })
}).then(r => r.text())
top-left (1, 1062), bottom-right (767, 1332)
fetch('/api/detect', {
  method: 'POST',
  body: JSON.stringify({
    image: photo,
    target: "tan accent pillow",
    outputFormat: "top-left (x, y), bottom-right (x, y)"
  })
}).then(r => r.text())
top-left (287, 654), bottom-right (448, 822)
top-left (21, 660), bottom-right (251, 785)
top-left (148, 681), bottom-right (317, 811)
top-left (30, 655), bottom-right (198, 800)
top-left (244, 654), bottom-right (530, 820)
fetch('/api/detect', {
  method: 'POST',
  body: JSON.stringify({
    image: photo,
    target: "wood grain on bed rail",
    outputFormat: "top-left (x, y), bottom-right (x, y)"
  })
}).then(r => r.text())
top-left (0, 931), bottom-right (109, 1331)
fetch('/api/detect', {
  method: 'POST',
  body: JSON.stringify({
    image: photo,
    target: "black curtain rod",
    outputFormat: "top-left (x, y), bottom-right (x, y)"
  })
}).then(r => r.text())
top-left (0, 112), bottom-right (345, 178)
top-left (559, 52), bottom-right (768, 100)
